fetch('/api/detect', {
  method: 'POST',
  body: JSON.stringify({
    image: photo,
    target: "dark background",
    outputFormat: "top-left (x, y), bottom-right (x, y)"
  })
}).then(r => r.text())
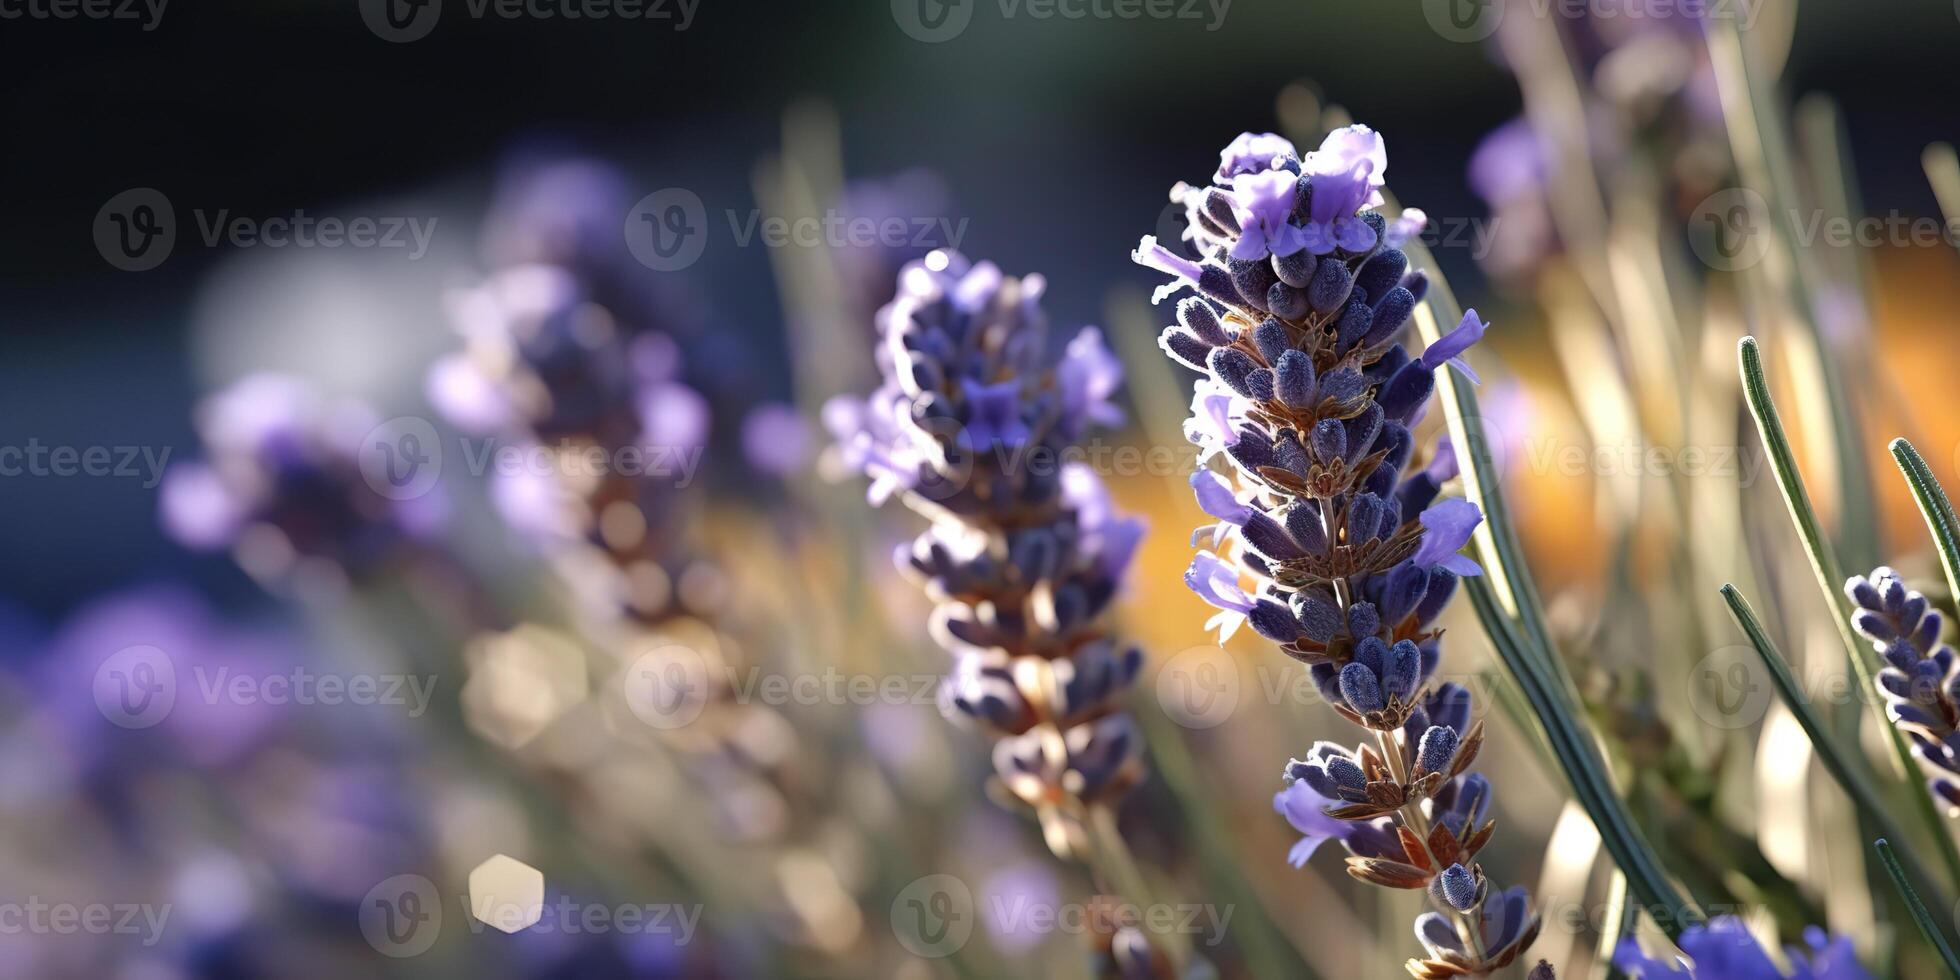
top-left (2, 0), bottom-right (1955, 619)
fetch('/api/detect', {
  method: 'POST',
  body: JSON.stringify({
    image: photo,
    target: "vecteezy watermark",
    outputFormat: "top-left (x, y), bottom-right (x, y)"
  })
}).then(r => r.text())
top-left (890, 0), bottom-right (1228, 42)
top-left (361, 875), bottom-right (443, 958)
top-left (94, 188), bottom-right (437, 271)
top-left (0, 0), bottom-right (166, 30)
top-left (1686, 644), bottom-right (1874, 730)
top-left (1155, 645), bottom-right (1241, 730)
top-left (0, 440), bottom-right (172, 487)
top-left (356, 416), bottom-right (706, 501)
top-left (622, 187), bottom-right (970, 272)
top-left (357, 871), bottom-right (699, 956)
top-left (92, 645), bottom-right (439, 729)
top-left (890, 875), bottom-right (1231, 958)
top-left (1689, 187), bottom-right (1960, 272)
top-left (1520, 438), bottom-right (1766, 487)
top-left (1421, 0), bottom-right (1761, 43)
top-left (0, 898), bottom-right (171, 946)
top-left (359, 0), bottom-right (698, 43)
top-left (460, 896), bottom-right (701, 941)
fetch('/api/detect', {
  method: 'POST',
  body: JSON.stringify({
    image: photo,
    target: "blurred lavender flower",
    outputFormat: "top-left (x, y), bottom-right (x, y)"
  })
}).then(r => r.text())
top-left (430, 161), bottom-right (714, 623)
top-left (1613, 916), bottom-right (1869, 979)
top-left (1846, 566), bottom-right (1960, 814)
top-left (160, 374), bottom-right (444, 587)
top-left (1136, 125), bottom-right (1539, 978)
top-left (831, 249), bottom-right (1172, 973)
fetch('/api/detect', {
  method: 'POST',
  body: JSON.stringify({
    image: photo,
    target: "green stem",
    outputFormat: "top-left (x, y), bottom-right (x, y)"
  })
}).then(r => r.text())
top-left (1877, 839), bottom-right (1960, 976)
top-left (1466, 576), bottom-right (1703, 939)
top-left (1738, 339), bottom-right (1960, 893)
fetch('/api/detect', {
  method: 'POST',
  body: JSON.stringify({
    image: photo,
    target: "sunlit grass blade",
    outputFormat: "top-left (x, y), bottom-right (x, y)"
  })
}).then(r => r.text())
top-left (1719, 584), bottom-right (1952, 912)
top-left (1738, 338), bottom-right (1960, 892)
top-left (1877, 838), bottom-right (1960, 976)
top-left (1892, 438), bottom-right (1960, 607)
top-left (1466, 575), bottom-right (1703, 939)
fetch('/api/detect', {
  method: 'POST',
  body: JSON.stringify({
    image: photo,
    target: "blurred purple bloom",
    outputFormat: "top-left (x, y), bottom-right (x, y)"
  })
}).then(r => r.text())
top-left (741, 402), bottom-right (814, 476)
top-left (1614, 916), bottom-right (1869, 979)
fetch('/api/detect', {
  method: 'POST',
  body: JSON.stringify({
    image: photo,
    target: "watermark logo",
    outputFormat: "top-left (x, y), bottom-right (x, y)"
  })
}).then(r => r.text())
top-left (1155, 645), bottom-right (1240, 729)
top-left (891, 0), bottom-right (972, 41)
top-left (892, 874), bottom-right (975, 958)
top-left (0, 0), bottom-right (167, 30)
top-left (626, 188), bottom-right (709, 271)
top-left (360, 416), bottom-right (444, 501)
top-left (359, 0), bottom-right (441, 40)
top-left (1686, 645), bottom-right (1774, 729)
top-left (0, 898), bottom-right (171, 945)
top-left (623, 644), bottom-right (712, 730)
top-left (1421, 0), bottom-right (1501, 42)
top-left (93, 189), bottom-right (437, 270)
top-left (361, 874), bottom-right (443, 957)
top-left (93, 645), bottom-right (176, 729)
top-left (94, 188), bottom-right (175, 272)
top-left (1689, 188), bottom-right (1772, 272)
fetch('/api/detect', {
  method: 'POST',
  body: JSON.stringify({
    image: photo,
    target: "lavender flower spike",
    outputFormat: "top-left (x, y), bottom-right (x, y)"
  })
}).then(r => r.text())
top-left (1845, 566), bottom-right (1960, 815)
top-left (1136, 124), bottom-right (1535, 979)
top-left (833, 250), bottom-right (1179, 974)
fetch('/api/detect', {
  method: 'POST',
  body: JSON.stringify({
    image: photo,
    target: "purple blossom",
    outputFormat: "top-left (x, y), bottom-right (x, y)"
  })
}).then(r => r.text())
top-left (1273, 780), bottom-right (1351, 867)
top-left (1613, 917), bottom-right (1870, 980)
top-left (1217, 131), bottom-right (1299, 181)
top-left (1229, 168), bottom-right (1309, 260)
top-left (1420, 309), bottom-right (1491, 383)
top-left (1301, 125), bottom-right (1388, 255)
top-left (1414, 499), bottom-right (1485, 577)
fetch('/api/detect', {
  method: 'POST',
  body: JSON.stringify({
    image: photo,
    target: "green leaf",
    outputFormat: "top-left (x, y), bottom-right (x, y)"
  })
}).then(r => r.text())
top-left (1877, 838), bottom-right (1960, 976)
top-left (1719, 584), bottom-right (1952, 916)
top-left (1738, 338), bottom-right (1960, 892)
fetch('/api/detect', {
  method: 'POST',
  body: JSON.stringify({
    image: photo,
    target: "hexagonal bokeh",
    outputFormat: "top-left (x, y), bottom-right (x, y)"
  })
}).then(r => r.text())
top-left (467, 854), bottom-right (545, 934)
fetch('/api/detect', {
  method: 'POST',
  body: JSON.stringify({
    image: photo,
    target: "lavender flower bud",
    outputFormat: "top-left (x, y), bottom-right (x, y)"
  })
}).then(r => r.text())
top-left (1267, 282), bottom-right (1310, 321)
top-left (1275, 350), bottom-right (1317, 407)
top-left (1383, 639), bottom-right (1421, 701)
top-left (1336, 298), bottom-right (1375, 352)
top-left (1177, 297), bottom-right (1229, 345)
top-left (1243, 511), bottom-right (1306, 561)
top-left (1244, 368), bottom-right (1277, 403)
top-left (1253, 318), bottom-right (1292, 364)
top-left (1209, 347), bottom-right (1261, 398)
top-left (1160, 327), bottom-right (1212, 370)
top-left (1366, 287), bottom-right (1416, 346)
top-left (1339, 662), bottom-right (1386, 714)
top-left (1347, 602), bottom-right (1382, 641)
top-left (1356, 249), bottom-right (1408, 303)
top-left (1416, 725), bottom-right (1460, 775)
top-left (1293, 590), bottom-right (1344, 643)
top-left (1432, 864), bottom-right (1478, 912)
top-left (1309, 418), bottom-right (1347, 463)
top-left (1272, 249), bottom-right (1316, 288)
top-left (1308, 258), bottom-right (1354, 315)
top-left (1230, 256), bottom-right (1277, 311)
top-left (1250, 599), bottom-right (1306, 643)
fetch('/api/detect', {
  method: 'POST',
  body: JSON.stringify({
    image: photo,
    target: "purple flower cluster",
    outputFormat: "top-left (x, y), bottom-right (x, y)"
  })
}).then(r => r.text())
top-left (829, 250), bottom-right (1147, 814)
top-left (1614, 916), bottom-right (1869, 979)
top-left (1135, 126), bottom-right (1539, 977)
top-left (427, 160), bottom-right (713, 623)
top-left (159, 374), bottom-right (445, 585)
top-left (1846, 566), bottom-right (1960, 814)
top-left (830, 252), bottom-right (1173, 972)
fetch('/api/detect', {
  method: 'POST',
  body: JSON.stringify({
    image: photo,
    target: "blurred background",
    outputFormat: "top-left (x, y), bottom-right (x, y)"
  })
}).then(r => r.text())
top-left (6, 0), bottom-right (1960, 976)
